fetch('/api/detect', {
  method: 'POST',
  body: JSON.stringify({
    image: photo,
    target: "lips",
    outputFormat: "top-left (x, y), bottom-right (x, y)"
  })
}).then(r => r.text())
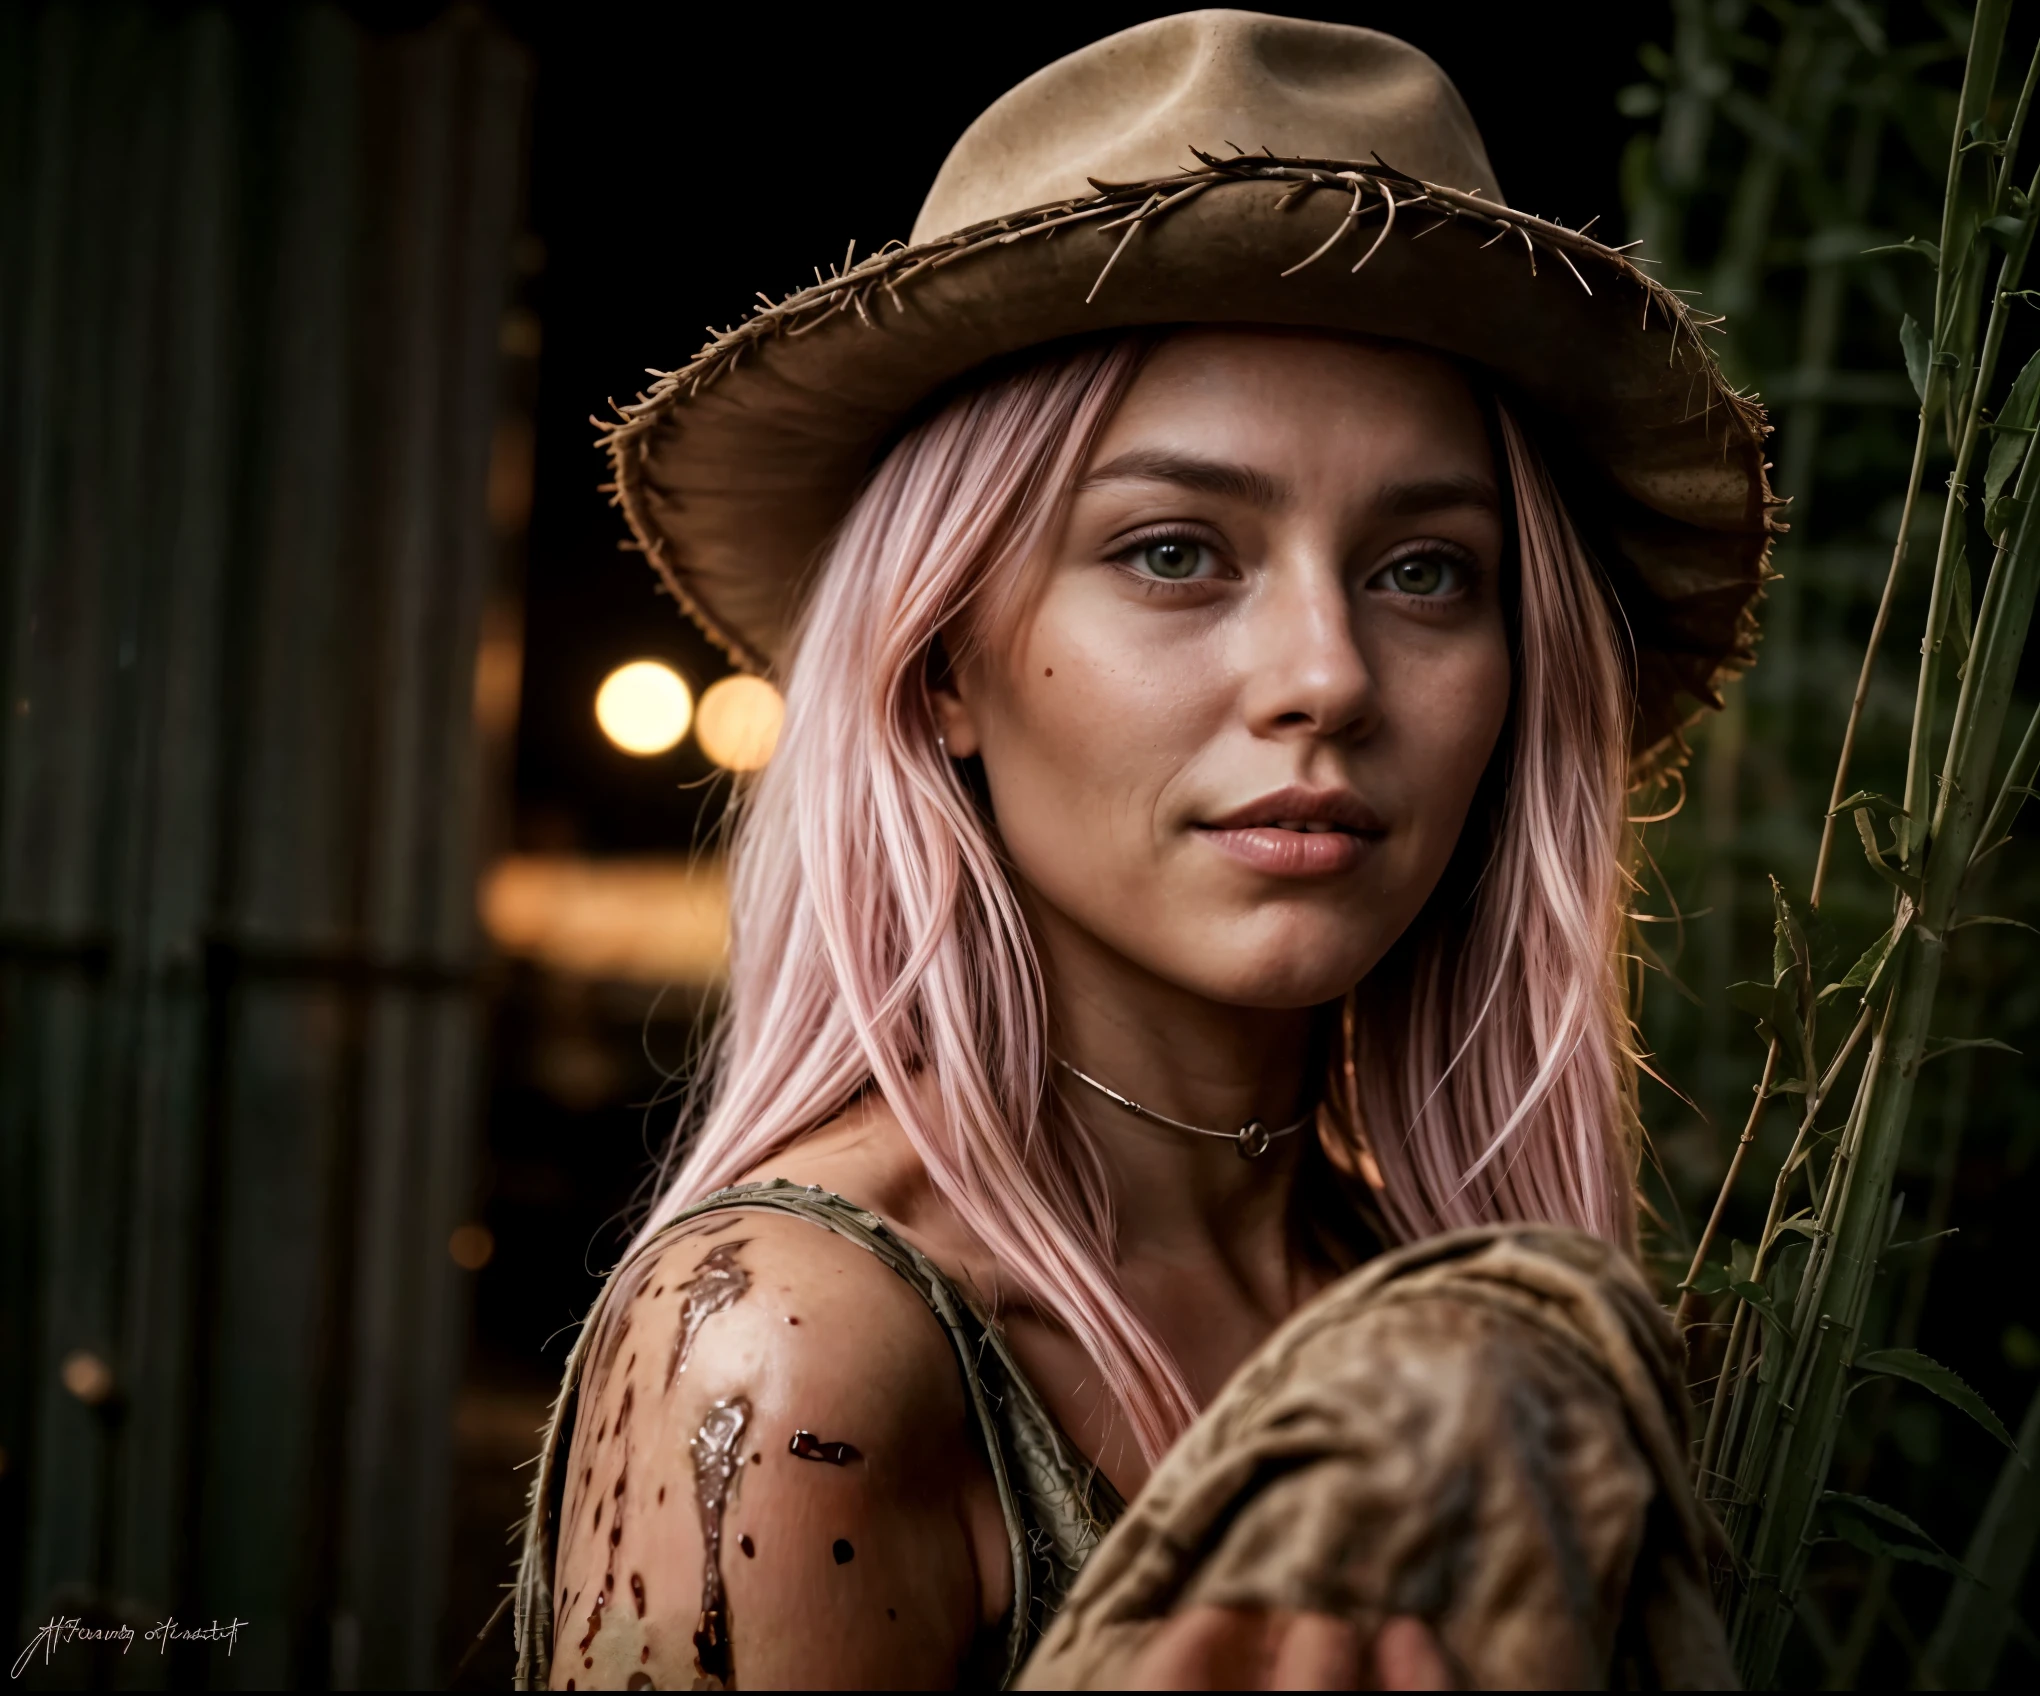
top-left (1194, 785), bottom-right (1385, 877)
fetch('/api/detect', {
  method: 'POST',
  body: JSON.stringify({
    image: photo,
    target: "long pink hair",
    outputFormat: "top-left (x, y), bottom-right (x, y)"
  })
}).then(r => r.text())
top-left (636, 335), bottom-right (1636, 1461)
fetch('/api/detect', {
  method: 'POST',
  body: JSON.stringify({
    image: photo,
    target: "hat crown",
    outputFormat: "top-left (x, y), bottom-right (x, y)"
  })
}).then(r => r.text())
top-left (911, 9), bottom-right (1503, 245)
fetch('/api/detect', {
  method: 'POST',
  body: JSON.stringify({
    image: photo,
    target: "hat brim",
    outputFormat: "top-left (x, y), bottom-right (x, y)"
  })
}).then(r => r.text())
top-left (603, 155), bottom-right (1778, 777)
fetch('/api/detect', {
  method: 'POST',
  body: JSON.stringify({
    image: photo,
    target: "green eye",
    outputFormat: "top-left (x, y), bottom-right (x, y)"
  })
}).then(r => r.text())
top-left (1139, 539), bottom-right (1206, 580)
top-left (1390, 556), bottom-right (1447, 595)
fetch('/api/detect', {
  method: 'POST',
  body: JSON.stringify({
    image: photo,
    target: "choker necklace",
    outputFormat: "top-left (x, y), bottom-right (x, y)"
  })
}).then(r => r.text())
top-left (1052, 1056), bottom-right (1315, 1161)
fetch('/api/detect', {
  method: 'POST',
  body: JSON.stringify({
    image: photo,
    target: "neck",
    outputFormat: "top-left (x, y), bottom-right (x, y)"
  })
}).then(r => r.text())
top-left (1026, 889), bottom-right (1321, 1264)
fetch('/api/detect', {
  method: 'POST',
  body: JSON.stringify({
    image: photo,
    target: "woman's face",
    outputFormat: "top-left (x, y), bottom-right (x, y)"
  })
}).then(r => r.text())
top-left (936, 331), bottom-right (1513, 1010)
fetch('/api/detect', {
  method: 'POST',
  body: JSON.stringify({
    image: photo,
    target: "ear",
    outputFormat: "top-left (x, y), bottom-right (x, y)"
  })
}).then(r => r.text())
top-left (926, 632), bottom-right (985, 758)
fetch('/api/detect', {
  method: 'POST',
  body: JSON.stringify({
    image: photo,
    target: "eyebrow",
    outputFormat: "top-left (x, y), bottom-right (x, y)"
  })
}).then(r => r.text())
top-left (1077, 450), bottom-right (1287, 507)
top-left (1375, 473), bottom-right (1502, 518)
top-left (1077, 453), bottom-right (1501, 520)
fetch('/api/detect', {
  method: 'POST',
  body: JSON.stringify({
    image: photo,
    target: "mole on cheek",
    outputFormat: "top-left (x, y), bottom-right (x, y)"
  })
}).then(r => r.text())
top-left (1044, 667), bottom-right (1053, 677)
top-left (833, 1539), bottom-right (855, 1564)
top-left (739, 1534), bottom-right (755, 1558)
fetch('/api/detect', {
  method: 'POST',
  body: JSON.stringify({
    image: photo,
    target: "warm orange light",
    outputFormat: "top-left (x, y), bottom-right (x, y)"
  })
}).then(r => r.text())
top-left (695, 675), bottom-right (784, 771)
top-left (595, 660), bottom-right (693, 755)
top-left (448, 1223), bottom-right (495, 1271)
top-left (481, 855), bottom-right (730, 985)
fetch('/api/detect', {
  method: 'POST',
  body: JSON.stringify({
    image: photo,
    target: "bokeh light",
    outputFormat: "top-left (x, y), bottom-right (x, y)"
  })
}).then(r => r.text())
top-left (594, 659), bottom-right (693, 755)
top-left (695, 674), bottom-right (784, 771)
top-left (447, 1222), bottom-right (495, 1271)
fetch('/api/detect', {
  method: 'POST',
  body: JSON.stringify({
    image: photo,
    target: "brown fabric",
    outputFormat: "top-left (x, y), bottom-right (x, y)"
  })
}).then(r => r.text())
top-left (1013, 1226), bottom-right (1735, 1691)
top-left (602, 11), bottom-right (1777, 779)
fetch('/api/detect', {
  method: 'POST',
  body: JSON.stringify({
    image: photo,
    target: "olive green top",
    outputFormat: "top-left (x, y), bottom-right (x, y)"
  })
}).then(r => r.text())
top-left (510, 1179), bottom-right (1127, 1688)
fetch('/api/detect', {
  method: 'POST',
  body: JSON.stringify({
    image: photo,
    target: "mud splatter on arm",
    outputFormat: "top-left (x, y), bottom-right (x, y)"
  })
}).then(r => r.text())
top-left (548, 1212), bottom-right (1008, 1690)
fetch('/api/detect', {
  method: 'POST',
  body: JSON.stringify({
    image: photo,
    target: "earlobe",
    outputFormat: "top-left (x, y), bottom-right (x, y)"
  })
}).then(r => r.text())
top-left (931, 689), bottom-right (983, 759)
top-left (925, 630), bottom-right (984, 759)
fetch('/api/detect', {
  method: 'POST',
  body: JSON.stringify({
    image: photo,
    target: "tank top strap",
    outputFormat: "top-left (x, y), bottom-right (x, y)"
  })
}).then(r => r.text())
top-left (511, 1178), bottom-right (1124, 1689)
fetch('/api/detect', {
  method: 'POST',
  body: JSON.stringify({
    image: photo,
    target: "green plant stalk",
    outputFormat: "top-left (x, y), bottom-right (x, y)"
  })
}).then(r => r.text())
top-left (1927, 1), bottom-right (2010, 447)
top-left (1696, 11), bottom-right (2018, 1540)
top-left (1970, 692), bottom-right (2040, 858)
top-left (1697, 1005), bottom-right (1873, 1490)
top-left (1729, 395), bottom-right (2040, 1684)
top-left (1904, 0), bottom-right (2019, 852)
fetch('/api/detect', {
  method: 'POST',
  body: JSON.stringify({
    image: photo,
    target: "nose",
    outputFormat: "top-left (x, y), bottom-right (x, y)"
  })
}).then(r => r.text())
top-left (1236, 558), bottom-right (1376, 742)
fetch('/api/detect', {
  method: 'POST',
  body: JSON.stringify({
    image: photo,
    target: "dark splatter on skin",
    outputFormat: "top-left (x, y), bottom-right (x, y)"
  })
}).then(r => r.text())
top-left (593, 1500), bottom-right (604, 1532)
top-left (657, 1485), bottom-right (666, 1504)
top-left (610, 1465), bottom-right (628, 1551)
top-left (833, 1539), bottom-right (855, 1564)
top-left (789, 1430), bottom-right (861, 1465)
top-left (578, 1590), bottom-right (607, 1655)
top-left (887, 1608), bottom-right (897, 1622)
top-left (616, 1383), bottom-right (635, 1439)
top-left (691, 1395), bottom-right (751, 1689)
top-left (641, 1645), bottom-right (650, 1663)
top-left (786, 1316), bottom-right (800, 1326)
top-left (667, 1242), bottom-right (752, 1389)
top-left (627, 1674), bottom-right (653, 1691)
top-left (739, 1534), bottom-right (755, 1558)
top-left (630, 1572), bottom-right (647, 1617)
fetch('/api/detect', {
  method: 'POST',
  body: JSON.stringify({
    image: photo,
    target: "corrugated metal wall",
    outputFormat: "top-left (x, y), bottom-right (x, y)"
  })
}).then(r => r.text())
top-left (0, 5), bottom-right (530, 1685)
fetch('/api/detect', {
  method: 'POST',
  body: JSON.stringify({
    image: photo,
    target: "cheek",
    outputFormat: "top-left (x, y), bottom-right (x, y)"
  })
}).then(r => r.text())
top-left (970, 616), bottom-right (1214, 894)
top-left (1389, 628), bottom-right (1513, 835)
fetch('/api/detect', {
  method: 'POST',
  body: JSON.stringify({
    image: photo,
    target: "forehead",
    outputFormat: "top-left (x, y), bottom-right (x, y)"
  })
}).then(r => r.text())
top-left (1094, 329), bottom-right (1491, 470)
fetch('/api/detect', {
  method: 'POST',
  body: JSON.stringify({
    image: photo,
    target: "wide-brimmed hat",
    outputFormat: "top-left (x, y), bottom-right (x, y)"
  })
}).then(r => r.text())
top-left (600, 9), bottom-right (1777, 774)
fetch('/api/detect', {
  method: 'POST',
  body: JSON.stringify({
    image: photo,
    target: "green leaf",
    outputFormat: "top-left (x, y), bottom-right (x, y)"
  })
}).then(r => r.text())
top-left (1855, 1348), bottom-right (2021, 1451)
top-left (1949, 914), bottom-right (2040, 935)
top-left (1920, 1035), bottom-right (2022, 1063)
top-left (1822, 924), bottom-right (1901, 1002)
top-left (1823, 1493), bottom-right (1972, 1578)
top-left (1830, 789), bottom-right (1907, 823)
top-left (1988, 350), bottom-right (2040, 507)
top-left (1855, 808), bottom-right (1921, 896)
top-left (1984, 213), bottom-right (2030, 248)
top-left (1727, 980), bottom-right (1778, 1018)
top-left (1866, 237), bottom-right (1941, 267)
top-left (1902, 314), bottom-right (1932, 404)
top-left (1684, 1262), bottom-right (1732, 1296)
top-left (1730, 1279), bottom-right (1795, 1341)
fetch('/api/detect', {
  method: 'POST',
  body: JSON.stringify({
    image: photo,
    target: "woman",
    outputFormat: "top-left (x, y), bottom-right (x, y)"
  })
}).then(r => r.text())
top-left (514, 13), bottom-right (1770, 1690)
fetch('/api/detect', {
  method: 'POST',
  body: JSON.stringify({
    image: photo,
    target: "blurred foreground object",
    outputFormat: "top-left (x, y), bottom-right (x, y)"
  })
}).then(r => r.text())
top-left (1017, 1228), bottom-right (1729, 1690)
top-left (0, 3), bottom-right (531, 1685)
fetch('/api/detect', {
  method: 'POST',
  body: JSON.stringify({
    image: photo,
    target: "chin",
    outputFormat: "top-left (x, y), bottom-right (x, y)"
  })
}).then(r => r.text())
top-left (1172, 933), bottom-right (1385, 1011)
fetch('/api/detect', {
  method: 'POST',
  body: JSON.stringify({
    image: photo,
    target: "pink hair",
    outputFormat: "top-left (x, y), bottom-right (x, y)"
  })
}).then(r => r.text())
top-left (636, 338), bottom-right (1637, 1461)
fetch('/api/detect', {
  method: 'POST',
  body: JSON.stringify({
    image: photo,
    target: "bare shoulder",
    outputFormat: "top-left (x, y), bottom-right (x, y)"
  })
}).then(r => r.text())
top-left (550, 1208), bottom-right (1010, 1691)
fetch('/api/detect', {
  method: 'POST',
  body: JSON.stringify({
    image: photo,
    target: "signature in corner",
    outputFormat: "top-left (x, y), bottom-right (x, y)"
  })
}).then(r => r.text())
top-left (11, 1613), bottom-right (248, 1680)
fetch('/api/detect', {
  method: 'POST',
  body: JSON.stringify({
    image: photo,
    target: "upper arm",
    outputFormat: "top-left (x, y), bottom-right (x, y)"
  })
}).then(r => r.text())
top-left (549, 1212), bottom-right (1011, 1691)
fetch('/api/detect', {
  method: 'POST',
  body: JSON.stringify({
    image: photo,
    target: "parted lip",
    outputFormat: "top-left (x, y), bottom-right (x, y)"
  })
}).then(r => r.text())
top-left (1198, 785), bottom-right (1387, 835)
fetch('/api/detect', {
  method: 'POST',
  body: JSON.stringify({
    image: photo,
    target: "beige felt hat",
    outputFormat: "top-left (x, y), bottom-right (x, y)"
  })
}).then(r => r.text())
top-left (601, 9), bottom-right (1777, 773)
